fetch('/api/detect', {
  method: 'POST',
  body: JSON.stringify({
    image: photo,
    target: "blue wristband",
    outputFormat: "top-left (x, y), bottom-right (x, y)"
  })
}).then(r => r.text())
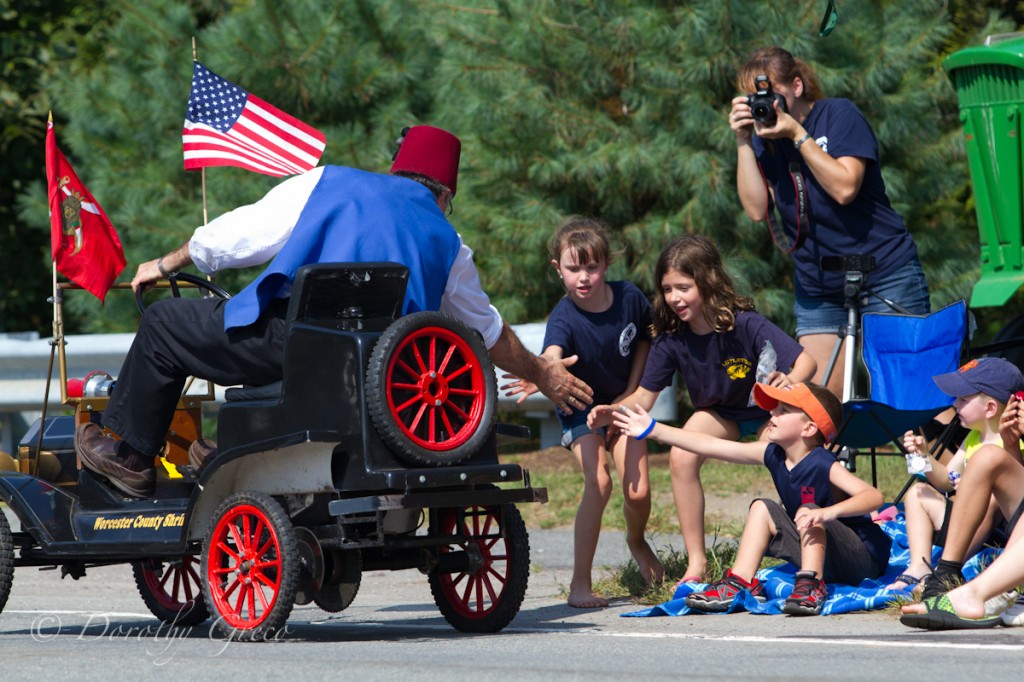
top-left (637, 418), bottom-right (656, 440)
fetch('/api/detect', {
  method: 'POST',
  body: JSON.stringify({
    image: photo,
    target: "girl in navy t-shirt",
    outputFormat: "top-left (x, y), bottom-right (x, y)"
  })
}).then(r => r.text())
top-left (589, 234), bottom-right (815, 585)
top-left (505, 216), bottom-right (664, 608)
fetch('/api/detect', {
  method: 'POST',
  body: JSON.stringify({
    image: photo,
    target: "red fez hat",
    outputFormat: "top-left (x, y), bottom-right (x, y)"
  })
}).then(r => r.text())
top-left (389, 125), bottom-right (461, 196)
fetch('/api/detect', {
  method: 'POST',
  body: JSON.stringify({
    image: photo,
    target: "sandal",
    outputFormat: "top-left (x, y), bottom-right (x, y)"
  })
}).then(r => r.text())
top-left (887, 573), bottom-right (928, 591)
top-left (674, 575), bottom-right (703, 588)
top-left (900, 595), bottom-right (1001, 630)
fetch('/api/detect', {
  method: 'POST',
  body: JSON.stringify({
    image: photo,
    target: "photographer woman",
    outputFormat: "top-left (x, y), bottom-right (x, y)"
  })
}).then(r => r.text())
top-left (730, 46), bottom-right (930, 396)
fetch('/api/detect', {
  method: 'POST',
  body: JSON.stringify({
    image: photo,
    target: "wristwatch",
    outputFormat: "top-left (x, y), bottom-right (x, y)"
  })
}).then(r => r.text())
top-left (794, 133), bottom-right (813, 150)
top-left (157, 257), bottom-right (178, 278)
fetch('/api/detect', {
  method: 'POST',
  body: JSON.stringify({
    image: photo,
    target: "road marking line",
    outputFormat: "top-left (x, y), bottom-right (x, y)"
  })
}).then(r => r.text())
top-left (508, 626), bottom-right (1024, 651)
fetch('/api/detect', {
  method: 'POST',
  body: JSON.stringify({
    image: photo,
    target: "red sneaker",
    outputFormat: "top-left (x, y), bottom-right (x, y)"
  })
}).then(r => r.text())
top-left (783, 571), bottom-right (828, 616)
top-left (684, 568), bottom-right (765, 613)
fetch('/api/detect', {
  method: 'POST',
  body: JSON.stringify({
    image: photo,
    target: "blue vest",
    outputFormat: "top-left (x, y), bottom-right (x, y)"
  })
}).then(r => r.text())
top-left (224, 166), bottom-right (462, 332)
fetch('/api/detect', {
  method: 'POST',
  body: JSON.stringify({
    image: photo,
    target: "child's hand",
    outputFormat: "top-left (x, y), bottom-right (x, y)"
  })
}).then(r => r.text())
top-left (999, 393), bottom-right (1023, 446)
top-left (795, 506), bottom-right (831, 531)
top-left (903, 430), bottom-right (924, 455)
top-left (611, 404), bottom-right (656, 440)
top-left (587, 405), bottom-right (615, 429)
top-left (500, 373), bottom-right (538, 404)
top-left (763, 370), bottom-right (791, 388)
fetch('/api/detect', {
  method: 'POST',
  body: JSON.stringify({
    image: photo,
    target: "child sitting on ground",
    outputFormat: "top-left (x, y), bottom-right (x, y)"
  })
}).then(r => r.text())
top-left (886, 357), bottom-right (1024, 593)
top-left (614, 382), bottom-right (891, 616)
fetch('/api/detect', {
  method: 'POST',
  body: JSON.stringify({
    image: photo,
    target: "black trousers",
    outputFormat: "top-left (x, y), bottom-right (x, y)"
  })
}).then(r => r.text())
top-left (103, 297), bottom-right (288, 455)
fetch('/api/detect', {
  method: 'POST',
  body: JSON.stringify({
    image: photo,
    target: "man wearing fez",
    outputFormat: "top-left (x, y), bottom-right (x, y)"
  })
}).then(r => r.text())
top-left (77, 125), bottom-right (592, 497)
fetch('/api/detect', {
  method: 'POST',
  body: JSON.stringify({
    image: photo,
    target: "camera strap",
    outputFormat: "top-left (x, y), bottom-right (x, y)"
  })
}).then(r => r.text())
top-left (757, 158), bottom-right (807, 255)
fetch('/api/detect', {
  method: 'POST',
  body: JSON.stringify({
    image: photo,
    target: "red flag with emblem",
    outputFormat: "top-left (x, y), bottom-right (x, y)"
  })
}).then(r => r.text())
top-left (46, 116), bottom-right (126, 302)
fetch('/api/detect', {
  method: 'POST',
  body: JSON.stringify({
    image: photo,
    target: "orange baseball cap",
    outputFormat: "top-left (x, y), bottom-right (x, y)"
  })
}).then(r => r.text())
top-left (753, 382), bottom-right (838, 444)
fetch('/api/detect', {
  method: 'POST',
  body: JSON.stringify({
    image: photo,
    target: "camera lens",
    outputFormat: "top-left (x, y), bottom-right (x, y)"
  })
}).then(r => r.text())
top-left (752, 103), bottom-right (775, 124)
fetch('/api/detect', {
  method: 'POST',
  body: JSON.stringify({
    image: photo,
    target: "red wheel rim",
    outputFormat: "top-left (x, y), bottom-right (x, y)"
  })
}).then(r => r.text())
top-left (142, 557), bottom-right (203, 611)
top-left (436, 507), bottom-right (508, 619)
top-left (206, 504), bottom-right (283, 629)
top-left (385, 326), bottom-right (487, 451)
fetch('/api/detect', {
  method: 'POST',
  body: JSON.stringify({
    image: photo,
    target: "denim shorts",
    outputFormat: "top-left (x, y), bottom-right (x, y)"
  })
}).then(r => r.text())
top-left (737, 417), bottom-right (764, 440)
top-left (559, 406), bottom-right (607, 448)
top-left (794, 257), bottom-right (931, 337)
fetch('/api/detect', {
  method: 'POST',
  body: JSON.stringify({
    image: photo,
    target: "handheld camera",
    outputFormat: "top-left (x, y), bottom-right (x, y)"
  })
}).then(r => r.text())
top-left (746, 74), bottom-right (788, 125)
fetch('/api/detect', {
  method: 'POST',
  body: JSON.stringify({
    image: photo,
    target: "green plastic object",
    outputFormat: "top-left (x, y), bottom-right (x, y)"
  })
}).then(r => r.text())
top-left (943, 34), bottom-right (1024, 307)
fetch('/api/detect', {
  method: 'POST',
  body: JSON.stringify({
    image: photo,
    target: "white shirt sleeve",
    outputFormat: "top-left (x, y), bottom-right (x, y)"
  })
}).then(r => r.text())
top-left (440, 238), bottom-right (505, 349)
top-left (189, 167), bottom-right (324, 274)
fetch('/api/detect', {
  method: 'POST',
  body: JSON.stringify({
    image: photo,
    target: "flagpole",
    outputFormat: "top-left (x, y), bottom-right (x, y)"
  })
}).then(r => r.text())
top-left (192, 37), bottom-right (210, 227)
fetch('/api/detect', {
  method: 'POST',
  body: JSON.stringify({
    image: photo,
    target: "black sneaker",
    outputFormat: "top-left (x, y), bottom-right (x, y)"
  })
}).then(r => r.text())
top-left (921, 571), bottom-right (964, 601)
top-left (685, 569), bottom-right (766, 613)
top-left (782, 571), bottom-right (828, 616)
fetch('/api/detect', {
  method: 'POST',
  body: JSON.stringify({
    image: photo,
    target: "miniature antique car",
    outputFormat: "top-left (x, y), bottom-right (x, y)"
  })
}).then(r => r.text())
top-left (0, 262), bottom-right (546, 640)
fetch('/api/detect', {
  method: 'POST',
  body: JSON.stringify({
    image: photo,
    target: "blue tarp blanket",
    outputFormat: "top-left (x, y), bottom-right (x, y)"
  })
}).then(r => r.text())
top-left (624, 511), bottom-right (999, 617)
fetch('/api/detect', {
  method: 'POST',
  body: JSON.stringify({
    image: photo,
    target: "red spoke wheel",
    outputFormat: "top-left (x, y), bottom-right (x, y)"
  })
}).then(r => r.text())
top-left (367, 312), bottom-right (497, 466)
top-left (428, 499), bottom-right (530, 633)
top-left (201, 491), bottom-right (298, 641)
top-left (132, 556), bottom-right (209, 626)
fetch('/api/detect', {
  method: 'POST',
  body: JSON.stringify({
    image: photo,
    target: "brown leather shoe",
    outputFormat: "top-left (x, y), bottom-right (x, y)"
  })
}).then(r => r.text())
top-left (188, 438), bottom-right (218, 470)
top-left (75, 423), bottom-right (155, 497)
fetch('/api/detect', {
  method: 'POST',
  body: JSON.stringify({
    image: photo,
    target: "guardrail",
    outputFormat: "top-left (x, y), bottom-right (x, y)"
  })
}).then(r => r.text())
top-left (0, 325), bottom-right (677, 452)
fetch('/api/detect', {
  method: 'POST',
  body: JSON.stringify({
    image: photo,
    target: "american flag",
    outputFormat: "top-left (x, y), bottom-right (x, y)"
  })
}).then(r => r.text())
top-left (182, 62), bottom-right (326, 177)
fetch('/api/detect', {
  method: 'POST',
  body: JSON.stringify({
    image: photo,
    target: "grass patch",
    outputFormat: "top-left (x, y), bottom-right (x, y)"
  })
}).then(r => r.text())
top-left (503, 445), bottom-right (915, 533)
top-left (588, 533), bottom-right (787, 606)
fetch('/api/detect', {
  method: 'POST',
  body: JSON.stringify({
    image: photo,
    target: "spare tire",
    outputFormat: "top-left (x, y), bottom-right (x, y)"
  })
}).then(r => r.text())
top-left (366, 312), bottom-right (496, 466)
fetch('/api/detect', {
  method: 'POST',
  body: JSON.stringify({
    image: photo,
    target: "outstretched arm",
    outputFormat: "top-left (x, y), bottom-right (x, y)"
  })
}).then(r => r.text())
top-left (612, 404), bottom-right (766, 465)
top-left (488, 322), bottom-right (593, 413)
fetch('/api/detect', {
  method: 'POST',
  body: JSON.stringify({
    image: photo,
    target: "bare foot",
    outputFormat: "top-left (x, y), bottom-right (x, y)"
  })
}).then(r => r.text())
top-left (900, 585), bottom-right (986, 620)
top-left (567, 586), bottom-right (609, 608)
top-left (629, 540), bottom-right (665, 585)
top-left (678, 561), bottom-right (706, 585)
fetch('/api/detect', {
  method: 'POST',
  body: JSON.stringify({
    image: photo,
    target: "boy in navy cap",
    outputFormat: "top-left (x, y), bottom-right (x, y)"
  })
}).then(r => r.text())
top-left (890, 358), bottom-right (1024, 604)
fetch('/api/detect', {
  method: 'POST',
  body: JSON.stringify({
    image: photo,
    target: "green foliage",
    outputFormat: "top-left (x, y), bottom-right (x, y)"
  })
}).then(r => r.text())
top-left (4, 0), bottom-right (1024, 343)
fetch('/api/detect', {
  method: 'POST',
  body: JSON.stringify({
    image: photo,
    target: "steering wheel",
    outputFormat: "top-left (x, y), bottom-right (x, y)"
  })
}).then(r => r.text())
top-left (135, 271), bottom-right (232, 315)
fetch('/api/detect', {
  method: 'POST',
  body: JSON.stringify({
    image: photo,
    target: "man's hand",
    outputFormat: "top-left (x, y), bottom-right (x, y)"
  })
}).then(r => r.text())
top-left (130, 259), bottom-right (164, 294)
top-left (487, 323), bottom-right (593, 416)
top-left (534, 354), bottom-right (593, 415)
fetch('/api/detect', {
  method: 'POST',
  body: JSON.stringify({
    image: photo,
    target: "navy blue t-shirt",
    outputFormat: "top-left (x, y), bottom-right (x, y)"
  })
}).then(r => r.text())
top-left (762, 443), bottom-right (891, 568)
top-left (543, 280), bottom-right (652, 407)
top-left (752, 98), bottom-right (918, 298)
top-left (639, 310), bottom-right (803, 422)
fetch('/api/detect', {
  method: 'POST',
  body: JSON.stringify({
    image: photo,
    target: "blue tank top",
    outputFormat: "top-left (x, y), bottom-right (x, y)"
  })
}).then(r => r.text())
top-left (224, 167), bottom-right (461, 332)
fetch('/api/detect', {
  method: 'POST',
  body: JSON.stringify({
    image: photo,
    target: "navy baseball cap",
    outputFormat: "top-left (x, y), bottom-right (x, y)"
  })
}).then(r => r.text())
top-left (932, 357), bottom-right (1024, 401)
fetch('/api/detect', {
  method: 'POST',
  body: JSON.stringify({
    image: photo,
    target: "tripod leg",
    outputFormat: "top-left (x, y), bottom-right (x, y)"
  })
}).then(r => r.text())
top-left (821, 333), bottom-right (844, 388)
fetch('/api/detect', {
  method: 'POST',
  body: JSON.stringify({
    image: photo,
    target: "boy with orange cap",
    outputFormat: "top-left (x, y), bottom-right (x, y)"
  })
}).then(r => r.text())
top-left (615, 382), bottom-right (890, 616)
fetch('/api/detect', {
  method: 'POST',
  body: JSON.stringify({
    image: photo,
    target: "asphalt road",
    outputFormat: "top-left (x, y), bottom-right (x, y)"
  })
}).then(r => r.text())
top-left (1, 525), bottom-right (1022, 681)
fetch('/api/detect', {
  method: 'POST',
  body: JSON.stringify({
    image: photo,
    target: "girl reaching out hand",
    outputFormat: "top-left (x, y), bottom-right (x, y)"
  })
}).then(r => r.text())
top-left (588, 234), bottom-right (815, 585)
top-left (504, 216), bottom-right (663, 608)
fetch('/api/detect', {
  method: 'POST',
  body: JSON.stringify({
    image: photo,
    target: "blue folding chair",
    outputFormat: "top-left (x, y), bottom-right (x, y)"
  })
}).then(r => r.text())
top-left (830, 300), bottom-right (969, 493)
